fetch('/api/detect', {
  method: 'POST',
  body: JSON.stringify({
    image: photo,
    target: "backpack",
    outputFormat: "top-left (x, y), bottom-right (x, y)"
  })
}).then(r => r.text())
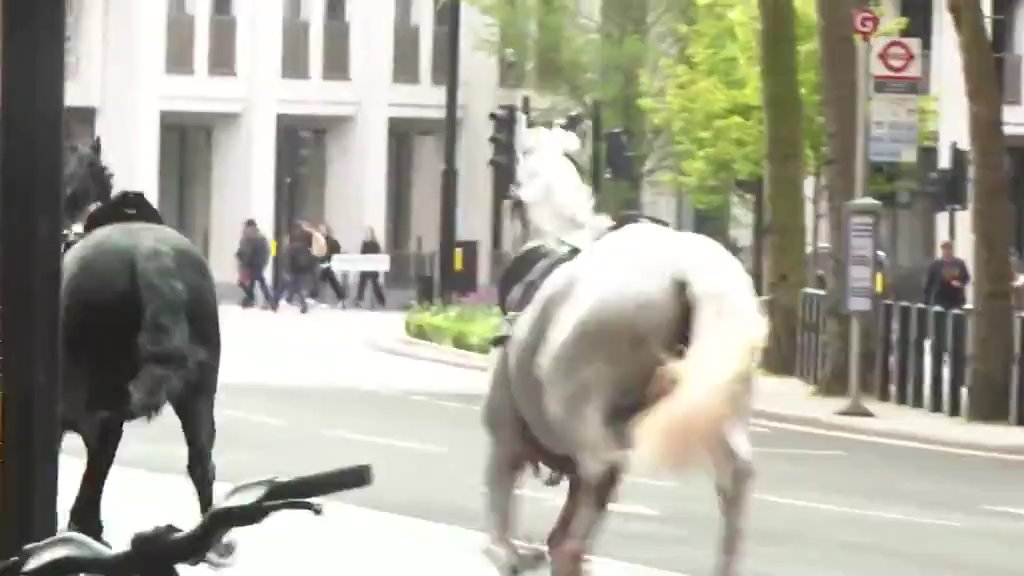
top-left (310, 230), bottom-right (328, 259)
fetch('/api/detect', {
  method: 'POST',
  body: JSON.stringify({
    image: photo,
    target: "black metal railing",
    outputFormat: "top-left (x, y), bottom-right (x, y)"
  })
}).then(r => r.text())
top-left (798, 289), bottom-right (1024, 426)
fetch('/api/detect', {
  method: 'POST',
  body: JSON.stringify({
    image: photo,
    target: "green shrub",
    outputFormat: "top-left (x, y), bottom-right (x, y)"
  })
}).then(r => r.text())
top-left (403, 304), bottom-right (502, 353)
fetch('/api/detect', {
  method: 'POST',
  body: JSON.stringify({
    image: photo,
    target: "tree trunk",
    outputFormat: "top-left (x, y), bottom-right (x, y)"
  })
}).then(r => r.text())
top-left (948, 0), bottom-right (1014, 421)
top-left (758, 0), bottom-right (806, 374)
top-left (814, 0), bottom-right (863, 395)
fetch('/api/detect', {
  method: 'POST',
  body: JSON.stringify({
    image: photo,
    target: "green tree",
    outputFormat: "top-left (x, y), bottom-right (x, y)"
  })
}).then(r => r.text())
top-left (948, 0), bottom-right (1014, 421)
top-left (640, 0), bottom-right (821, 211)
top-left (468, 0), bottom-right (685, 211)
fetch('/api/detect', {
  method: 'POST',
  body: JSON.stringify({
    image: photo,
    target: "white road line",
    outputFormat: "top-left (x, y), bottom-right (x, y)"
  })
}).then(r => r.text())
top-left (751, 417), bottom-right (1024, 461)
top-left (515, 488), bottom-right (661, 517)
top-left (406, 394), bottom-right (479, 410)
top-left (321, 429), bottom-right (448, 453)
top-left (219, 409), bottom-right (287, 427)
top-left (755, 494), bottom-right (963, 527)
top-left (754, 448), bottom-right (846, 455)
top-left (749, 425), bottom-right (773, 433)
top-left (981, 505), bottom-right (1024, 516)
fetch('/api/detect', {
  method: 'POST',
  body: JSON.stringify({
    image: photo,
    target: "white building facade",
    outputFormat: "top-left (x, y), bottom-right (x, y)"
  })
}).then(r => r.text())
top-left (63, 0), bottom-right (518, 287)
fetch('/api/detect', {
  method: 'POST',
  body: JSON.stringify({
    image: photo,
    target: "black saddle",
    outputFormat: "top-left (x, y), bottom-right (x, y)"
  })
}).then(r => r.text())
top-left (492, 211), bottom-right (671, 347)
top-left (84, 190), bottom-right (164, 233)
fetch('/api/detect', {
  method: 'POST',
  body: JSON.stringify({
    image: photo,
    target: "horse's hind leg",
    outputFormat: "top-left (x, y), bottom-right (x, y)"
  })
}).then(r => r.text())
top-left (711, 420), bottom-right (754, 576)
top-left (550, 466), bottom-right (620, 576)
top-left (482, 353), bottom-right (544, 575)
top-left (68, 416), bottom-right (124, 543)
top-left (172, 384), bottom-right (217, 516)
top-left (546, 474), bottom-right (580, 552)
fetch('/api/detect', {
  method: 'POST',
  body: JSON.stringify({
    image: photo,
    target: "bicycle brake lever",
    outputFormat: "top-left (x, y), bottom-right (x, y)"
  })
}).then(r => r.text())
top-left (262, 499), bottom-right (324, 516)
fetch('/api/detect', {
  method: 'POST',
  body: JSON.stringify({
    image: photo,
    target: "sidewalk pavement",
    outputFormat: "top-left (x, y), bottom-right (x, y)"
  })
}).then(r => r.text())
top-left (364, 318), bottom-right (1024, 456)
top-left (55, 456), bottom-right (684, 575)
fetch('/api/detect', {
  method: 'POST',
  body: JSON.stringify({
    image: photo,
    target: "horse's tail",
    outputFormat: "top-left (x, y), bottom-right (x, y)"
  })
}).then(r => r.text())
top-left (128, 242), bottom-right (195, 420)
top-left (630, 284), bottom-right (769, 472)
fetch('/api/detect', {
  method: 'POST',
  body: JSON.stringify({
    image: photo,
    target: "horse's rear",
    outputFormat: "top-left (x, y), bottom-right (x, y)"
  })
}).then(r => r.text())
top-left (483, 222), bottom-right (767, 576)
top-left (61, 222), bottom-right (221, 543)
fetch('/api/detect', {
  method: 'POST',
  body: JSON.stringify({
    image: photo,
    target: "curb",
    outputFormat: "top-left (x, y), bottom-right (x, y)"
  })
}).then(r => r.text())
top-left (369, 336), bottom-right (1024, 457)
top-left (368, 336), bottom-right (490, 372)
top-left (750, 408), bottom-right (1024, 457)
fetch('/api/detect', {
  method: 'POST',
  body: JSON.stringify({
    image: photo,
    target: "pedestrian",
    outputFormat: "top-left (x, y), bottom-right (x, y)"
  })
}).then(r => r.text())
top-left (274, 221), bottom-right (316, 313)
top-left (356, 226), bottom-right (387, 309)
top-left (235, 219), bottom-right (275, 309)
top-left (923, 240), bottom-right (971, 310)
top-left (311, 222), bottom-right (347, 306)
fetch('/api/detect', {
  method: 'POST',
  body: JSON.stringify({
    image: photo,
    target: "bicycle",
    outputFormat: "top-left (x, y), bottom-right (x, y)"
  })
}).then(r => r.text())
top-left (0, 464), bottom-right (373, 576)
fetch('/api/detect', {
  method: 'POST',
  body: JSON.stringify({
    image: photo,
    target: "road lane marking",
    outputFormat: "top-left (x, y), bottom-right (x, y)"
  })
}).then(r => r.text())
top-left (751, 417), bottom-right (1024, 461)
top-left (321, 429), bottom-right (448, 453)
top-left (406, 394), bottom-right (479, 410)
top-left (981, 505), bottom-right (1024, 516)
top-left (219, 409), bottom-right (287, 427)
top-left (755, 494), bottom-right (962, 527)
top-left (754, 448), bottom-right (845, 455)
top-left (749, 425), bottom-right (773, 433)
top-left (515, 488), bottom-right (661, 517)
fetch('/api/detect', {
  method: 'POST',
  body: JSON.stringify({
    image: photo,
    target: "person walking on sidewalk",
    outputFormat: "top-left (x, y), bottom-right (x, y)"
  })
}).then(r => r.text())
top-left (274, 222), bottom-right (316, 313)
top-left (311, 222), bottom-right (347, 306)
top-left (356, 226), bottom-right (387, 309)
top-left (236, 219), bottom-right (275, 310)
top-left (924, 240), bottom-right (971, 310)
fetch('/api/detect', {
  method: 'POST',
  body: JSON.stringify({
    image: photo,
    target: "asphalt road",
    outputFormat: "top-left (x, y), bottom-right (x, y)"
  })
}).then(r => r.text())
top-left (61, 344), bottom-right (1024, 576)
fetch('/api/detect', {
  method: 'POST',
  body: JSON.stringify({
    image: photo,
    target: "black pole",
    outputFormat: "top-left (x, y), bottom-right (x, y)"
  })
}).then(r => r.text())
top-left (591, 101), bottom-right (602, 197)
top-left (0, 0), bottom-right (65, 557)
top-left (948, 205), bottom-right (957, 242)
top-left (752, 178), bottom-right (765, 295)
top-left (439, 0), bottom-right (461, 305)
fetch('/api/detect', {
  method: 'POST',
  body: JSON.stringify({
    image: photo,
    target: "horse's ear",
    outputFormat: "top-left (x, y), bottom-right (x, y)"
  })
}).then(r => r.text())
top-left (90, 136), bottom-right (102, 157)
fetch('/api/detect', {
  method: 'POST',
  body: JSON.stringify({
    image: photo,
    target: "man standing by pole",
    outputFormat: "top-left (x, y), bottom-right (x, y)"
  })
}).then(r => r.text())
top-left (439, 0), bottom-right (461, 305)
top-left (0, 0), bottom-right (66, 556)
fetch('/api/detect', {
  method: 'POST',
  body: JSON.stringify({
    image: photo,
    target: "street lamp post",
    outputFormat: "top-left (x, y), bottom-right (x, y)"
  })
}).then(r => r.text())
top-left (439, 0), bottom-right (461, 305)
top-left (0, 0), bottom-right (66, 557)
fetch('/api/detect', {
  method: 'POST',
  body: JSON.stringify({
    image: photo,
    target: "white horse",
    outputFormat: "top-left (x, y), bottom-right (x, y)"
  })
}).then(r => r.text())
top-left (483, 124), bottom-right (768, 576)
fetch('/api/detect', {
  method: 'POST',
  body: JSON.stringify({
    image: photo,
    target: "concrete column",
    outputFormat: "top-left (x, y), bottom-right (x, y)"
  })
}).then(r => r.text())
top-left (324, 119), bottom-right (361, 249)
top-left (195, 0), bottom-right (211, 77)
top-left (349, 0), bottom-right (395, 248)
top-left (95, 0), bottom-right (161, 200)
top-left (309, 0), bottom-right (325, 80)
top-left (409, 133), bottom-right (442, 253)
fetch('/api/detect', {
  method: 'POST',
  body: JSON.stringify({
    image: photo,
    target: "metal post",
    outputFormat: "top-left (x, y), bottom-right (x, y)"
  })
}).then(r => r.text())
top-left (752, 179), bottom-right (765, 295)
top-left (439, 0), bottom-right (461, 305)
top-left (947, 205), bottom-right (957, 242)
top-left (591, 100), bottom-right (602, 197)
top-left (0, 0), bottom-right (66, 557)
top-left (837, 31), bottom-right (875, 418)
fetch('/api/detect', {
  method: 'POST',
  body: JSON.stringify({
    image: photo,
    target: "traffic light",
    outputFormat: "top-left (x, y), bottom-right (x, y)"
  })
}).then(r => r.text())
top-left (604, 129), bottom-right (636, 182)
top-left (489, 104), bottom-right (518, 198)
top-left (946, 142), bottom-right (968, 208)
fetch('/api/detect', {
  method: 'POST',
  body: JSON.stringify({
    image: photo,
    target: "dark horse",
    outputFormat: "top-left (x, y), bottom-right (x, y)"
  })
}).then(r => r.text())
top-left (60, 138), bottom-right (222, 555)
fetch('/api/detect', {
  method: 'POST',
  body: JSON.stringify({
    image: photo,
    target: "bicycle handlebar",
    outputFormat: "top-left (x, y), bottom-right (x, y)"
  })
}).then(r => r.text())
top-left (1, 464), bottom-right (373, 576)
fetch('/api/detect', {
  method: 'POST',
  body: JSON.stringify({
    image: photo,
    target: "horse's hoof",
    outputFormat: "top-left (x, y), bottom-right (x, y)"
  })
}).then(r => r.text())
top-left (484, 542), bottom-right (548, 575)
top-left (204, 536), bottom-right (238, 568)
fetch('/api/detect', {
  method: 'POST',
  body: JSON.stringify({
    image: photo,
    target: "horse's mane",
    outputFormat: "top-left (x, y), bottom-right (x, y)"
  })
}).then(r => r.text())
top-left (63, 137), bottom-right (113, 226)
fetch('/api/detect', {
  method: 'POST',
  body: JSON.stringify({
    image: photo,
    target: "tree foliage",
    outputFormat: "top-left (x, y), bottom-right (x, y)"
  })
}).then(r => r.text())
top-left (640, 0), bottom-right (821, 211)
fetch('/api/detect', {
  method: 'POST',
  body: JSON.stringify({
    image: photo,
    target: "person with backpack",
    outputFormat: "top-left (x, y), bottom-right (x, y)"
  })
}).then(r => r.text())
top-left (273, 221), bottom-right (316, 313)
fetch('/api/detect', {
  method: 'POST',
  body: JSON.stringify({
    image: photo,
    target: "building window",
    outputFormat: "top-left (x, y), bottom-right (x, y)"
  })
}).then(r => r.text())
top-left (396, 0), bottom-right (417, 28)
top-left (285, 0), bottom-right (310, 21)
top-left (326, 0), bottom-right (347, 22)
top-left (213, 0), bottom-right (233, 17)
top-left (168, 0), bottom-right (195, 15)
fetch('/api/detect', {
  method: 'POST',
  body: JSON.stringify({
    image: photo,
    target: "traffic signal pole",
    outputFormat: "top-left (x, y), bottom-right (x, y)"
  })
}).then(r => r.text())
top-left (439, 0), bottom-right (461, 305)
top-left (0, 0), bottom-right (66, 557)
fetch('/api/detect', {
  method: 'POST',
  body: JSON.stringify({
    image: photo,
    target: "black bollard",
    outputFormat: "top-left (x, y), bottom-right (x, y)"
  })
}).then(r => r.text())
top-left (909, 304), bottom-right (928, 408)
top-left (894, 302), bottom-right (911, 405)
top-left (875, 301), bottom-right (894, 402)
top-left (1011, 314), bottom-right (1024, 426)
top-left (927, 307), bottom-right (948, 413)
top-left (946, 309), bottom-right (968, 418)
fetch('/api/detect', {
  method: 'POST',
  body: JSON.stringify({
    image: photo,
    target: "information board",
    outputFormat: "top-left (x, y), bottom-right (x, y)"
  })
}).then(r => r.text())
top-left (846, 213), bottom-right (876, 313)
